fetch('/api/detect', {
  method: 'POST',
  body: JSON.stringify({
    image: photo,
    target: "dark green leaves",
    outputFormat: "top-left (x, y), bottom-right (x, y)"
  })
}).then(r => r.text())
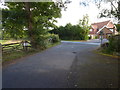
top-left (2, 2), bottom-right (61, 40)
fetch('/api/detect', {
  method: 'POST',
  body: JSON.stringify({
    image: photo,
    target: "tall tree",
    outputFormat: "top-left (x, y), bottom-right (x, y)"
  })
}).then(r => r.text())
top-left (78, 14), bottom-right (89, 27)
top-left (78, 14), bottom-right (90, 40)
top-left (2, 2), bottom-right (61, 48)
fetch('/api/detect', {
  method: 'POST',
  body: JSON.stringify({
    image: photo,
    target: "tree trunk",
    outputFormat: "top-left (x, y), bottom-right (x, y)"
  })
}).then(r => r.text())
top-left (24, 2), bottom-right (36, 48)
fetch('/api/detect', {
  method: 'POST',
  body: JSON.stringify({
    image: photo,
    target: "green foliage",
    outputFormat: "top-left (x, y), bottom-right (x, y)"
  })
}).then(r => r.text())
top-left (50, 15), bottom-right (90, 40)
top-left (78, 14), bottom-right (90, 40)
top-left (79, 14), bottom-right (89, 27)
top-left (2, 3), bottom-right (28, 39)
top-left (107, 34), bottom-right (120, 53)
top-left (115, 24), bottom-right (120, 32)
top-left (101, 34), bottom-right (120, 56)
top-left (30, 33), bottom-right (60, 49)
top-left (2, 2), bottom-right (61, 49)
top-left (49, 34), bottom-right (60, 43)
top-left (50, 23), bottom-right (89, 40)
top-left (95, 36), bottom-right (98, 39)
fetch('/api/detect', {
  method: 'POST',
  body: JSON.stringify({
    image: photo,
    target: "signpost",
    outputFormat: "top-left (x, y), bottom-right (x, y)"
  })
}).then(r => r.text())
top-left (21, 41), bottom-right (30, 51)
top-left (100, 31), bottom-right (103, 47)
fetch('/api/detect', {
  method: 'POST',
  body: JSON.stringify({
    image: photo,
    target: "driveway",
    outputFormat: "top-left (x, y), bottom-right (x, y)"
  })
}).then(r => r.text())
top-left (2, 39), bottom-right (119, 88)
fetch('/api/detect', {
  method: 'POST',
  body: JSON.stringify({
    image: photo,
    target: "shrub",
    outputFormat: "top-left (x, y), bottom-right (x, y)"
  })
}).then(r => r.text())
top-left (101, 42), bottom-right (109, 48)
top-left (101, 34), bottom-right (120, 56)
top-left (95, 36), bottom-right (98, 39)
top-left (115, 24), bottom-right (120, 32)
top-left (50, 24), bottom-right (89, 40)
top-left (108, 34), bottom-right (120, 53)
top-left (49, 34), bottom-right (60, 43)
top-left (34, 35), bottom-right (48, 50)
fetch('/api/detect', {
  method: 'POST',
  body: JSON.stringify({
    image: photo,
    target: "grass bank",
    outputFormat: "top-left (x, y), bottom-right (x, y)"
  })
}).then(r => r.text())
top-left (2, 42), bottom-right (61, 65)
top-left (94, 48), bottom-right (120, 59)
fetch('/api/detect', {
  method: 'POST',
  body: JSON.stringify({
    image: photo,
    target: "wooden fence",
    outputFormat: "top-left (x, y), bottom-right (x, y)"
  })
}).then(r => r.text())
top-left (2, 42), bottom-right (31, 53)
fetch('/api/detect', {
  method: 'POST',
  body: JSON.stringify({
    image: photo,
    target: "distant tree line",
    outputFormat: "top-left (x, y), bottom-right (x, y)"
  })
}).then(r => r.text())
top-left (50, 23), bottom-right (89, 40)
top-left (50, 15), bottom-right (90, 40)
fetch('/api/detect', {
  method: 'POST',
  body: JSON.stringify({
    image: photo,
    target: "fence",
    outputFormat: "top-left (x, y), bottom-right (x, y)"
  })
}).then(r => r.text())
top-left (2, 41), bottom-right (31, 53)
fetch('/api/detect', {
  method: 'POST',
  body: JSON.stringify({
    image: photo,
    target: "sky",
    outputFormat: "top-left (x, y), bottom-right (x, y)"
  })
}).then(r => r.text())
top-left (55, 0), bottom-right (115, 26)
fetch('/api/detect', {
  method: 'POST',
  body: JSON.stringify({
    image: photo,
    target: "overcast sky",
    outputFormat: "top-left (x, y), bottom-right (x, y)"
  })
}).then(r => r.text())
top-left (55, 0), bottom-right (115, 26)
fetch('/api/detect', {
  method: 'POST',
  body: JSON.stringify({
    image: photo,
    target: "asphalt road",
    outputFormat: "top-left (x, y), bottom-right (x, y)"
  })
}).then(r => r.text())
top-left (2, 40), bottom-right (119, 88)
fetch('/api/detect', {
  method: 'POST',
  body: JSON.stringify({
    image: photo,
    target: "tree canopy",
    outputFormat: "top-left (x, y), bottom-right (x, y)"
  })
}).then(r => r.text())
top-left (2, 2), bottom-right (61, 48)
top-left (50, 15), bottom-right (90, 40)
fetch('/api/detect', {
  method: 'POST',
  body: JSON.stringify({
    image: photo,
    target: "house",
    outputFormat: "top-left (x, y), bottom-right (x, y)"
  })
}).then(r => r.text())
top-left (89, 20), bottom-right (118, 39)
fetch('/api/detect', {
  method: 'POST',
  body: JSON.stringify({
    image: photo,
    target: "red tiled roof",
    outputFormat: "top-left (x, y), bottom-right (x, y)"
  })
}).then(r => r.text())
top-left (89, 20), bottom-right (112, 34)
top-left (91, 20), bottom-right (110, 29)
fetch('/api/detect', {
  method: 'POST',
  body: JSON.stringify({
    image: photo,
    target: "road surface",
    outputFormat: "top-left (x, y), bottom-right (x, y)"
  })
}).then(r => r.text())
top-left (2, 39), bottom-right (119, 88)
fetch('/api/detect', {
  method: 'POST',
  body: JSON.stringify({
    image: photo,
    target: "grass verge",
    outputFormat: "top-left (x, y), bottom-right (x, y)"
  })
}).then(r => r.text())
top-left (2, 50), bottom-right (37, 63)
top-left (94, 48), bottom-right (120, 59)
top-left (2, 42), bottom-right (61, 66)
top-left (62, 40), bottom-right (87, 42)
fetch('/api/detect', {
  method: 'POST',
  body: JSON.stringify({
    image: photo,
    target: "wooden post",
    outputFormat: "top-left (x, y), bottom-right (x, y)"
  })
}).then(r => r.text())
top-left (100, 31), bottom-right (103, 47)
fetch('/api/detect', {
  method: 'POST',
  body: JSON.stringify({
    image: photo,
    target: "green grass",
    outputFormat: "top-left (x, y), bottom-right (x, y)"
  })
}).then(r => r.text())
top-left (94, 48), bottom-right (120, 58)
top-left (2, 50), bottom-right (37, 62)
top-left (0, 40), bottom-right (9, 44)
top-left (0, 40), bottom-right (23, 44)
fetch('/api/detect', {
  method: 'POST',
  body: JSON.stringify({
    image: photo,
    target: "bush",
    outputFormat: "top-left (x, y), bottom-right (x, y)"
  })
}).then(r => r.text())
top-left (95, 36), bottom-right (98, 39)
top-left (50, 23), bottom-right (89, 40)
top-left (49, 34), bottom-right (60, 43)
top-left (108, 34), bottom-right (120, 53)
top-left (101, 42), bottom-right (109, 48)
top-left (115, 24), bottom-right (120, 32)
top-left (32, 33), bottom-right (60, 50)
top-left (101, 34), bottom-right (120, 56)
top-left (34, 35), bottom-right (48, 50)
